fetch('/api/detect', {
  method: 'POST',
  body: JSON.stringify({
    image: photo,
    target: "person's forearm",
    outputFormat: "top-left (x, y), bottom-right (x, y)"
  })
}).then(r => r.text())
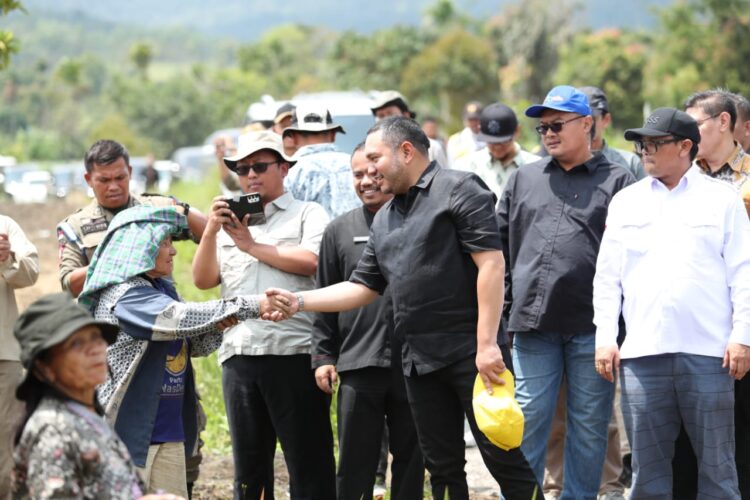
top-left (300, 281), bottom-right (377, 312)
top-left (246, 242), bottom-right (318, 277)
top-left (475, 254), bottom-right (505, 347)
top-left (186, 209), bottom-right (208, 240)
top-left (192, 230), bottom-right (221, 289)
top-left (66, 266), bottom-right (88, 297)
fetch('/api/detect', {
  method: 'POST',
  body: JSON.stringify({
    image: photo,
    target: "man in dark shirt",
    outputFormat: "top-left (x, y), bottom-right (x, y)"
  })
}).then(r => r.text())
top-left (311, 143), bottom-right (423, 499)
top-left (496, 85), bottom-right (634, 499)
top-left (269, 116), bottom-right (541, 500)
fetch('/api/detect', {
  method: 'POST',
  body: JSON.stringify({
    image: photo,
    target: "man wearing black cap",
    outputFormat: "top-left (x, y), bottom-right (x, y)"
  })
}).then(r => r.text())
top-left (453, 102), bottom-right (540, 199)
top-left (579, 86), bottom-right (645, 181)
top-left (370, 90), bottom-right (448, 167)
top-left (497, 85), bottom-right (634, 499)
top-left (594, 107), bottom-right (750, 499)
top-left (446, 101), bottom-right (485, 165)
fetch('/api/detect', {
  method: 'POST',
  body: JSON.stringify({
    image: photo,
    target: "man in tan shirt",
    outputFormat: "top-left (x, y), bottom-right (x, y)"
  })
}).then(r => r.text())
top-left (0, 214), bottom-right (38, 500)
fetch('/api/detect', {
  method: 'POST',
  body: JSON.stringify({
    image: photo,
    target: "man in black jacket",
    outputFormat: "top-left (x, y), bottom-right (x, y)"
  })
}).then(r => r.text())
top-left (312, 143), bottom-right (423, 499)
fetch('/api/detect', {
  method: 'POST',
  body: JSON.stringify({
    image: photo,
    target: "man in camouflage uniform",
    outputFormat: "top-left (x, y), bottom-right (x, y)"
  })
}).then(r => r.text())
top-left (57, 139), bottom-right (207, 298)
top-left (56, 139), bottom-right (208, 497)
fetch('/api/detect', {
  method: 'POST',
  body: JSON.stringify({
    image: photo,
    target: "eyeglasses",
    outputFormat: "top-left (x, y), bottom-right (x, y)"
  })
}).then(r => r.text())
top-left (235, 161), bottom-right (279, 176)
top-left (535, 115), bottom-right (585, 135)
top-left (695, 114), bottom-right (719, 126)
top-left (633, 138), bottom-right (681, 155)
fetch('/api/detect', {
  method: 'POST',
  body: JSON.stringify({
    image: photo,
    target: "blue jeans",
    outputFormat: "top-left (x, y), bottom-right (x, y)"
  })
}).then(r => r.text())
top-left (512, 331), bottom-right (614, 500)
top-left (620, 354), bottom-right (739, 499)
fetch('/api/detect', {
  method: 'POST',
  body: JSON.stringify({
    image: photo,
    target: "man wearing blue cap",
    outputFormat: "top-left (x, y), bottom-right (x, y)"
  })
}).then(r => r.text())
top-left (497, 85), bottom-right (634, 499)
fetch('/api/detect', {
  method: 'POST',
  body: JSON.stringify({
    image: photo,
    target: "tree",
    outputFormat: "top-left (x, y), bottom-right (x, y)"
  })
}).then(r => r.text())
top-left (109, 74), bottom-right (216, 157)
top-left (0, 0), bottom-right (24, 71)
top-left (237, 24), bottom-right (334, 97)
top-left (129, 42), bottom-right (153, 81)
top-left (401, 29), bottom-right (497, 132)
top-left (642, 0), bottom-right (750, 108)
top-left (327, 26), bottom-right (428, 92)
top-left (486, 0), bottom-right (576, 103)
top-left (554, 28), bottom-right (649, 129)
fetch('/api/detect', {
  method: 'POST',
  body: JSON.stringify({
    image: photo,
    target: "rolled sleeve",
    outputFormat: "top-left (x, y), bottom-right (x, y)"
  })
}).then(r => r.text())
top-left (299, 202), bottom-right (330, 255)
top-left (450, 174), bottom-right (502, 253)
top-left (349, 235), bottom-right (387, 294)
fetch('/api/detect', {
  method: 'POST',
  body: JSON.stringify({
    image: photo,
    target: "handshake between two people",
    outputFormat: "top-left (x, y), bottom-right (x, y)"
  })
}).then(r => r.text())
top-left (258, 288), bottom-right (302, 322)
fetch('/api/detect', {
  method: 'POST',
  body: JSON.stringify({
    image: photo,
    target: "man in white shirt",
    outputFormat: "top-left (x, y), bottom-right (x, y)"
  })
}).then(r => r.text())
top-left (593, 107), bottom-right (750, 499)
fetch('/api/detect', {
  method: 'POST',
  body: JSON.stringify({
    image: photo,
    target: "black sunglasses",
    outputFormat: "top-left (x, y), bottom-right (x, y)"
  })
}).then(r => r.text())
top-left (235, 161), bottom-right (279, 176)
top-left (633, 138), bottom-right (681, 155)
top-left (535, 115), bottom-right (585, 135)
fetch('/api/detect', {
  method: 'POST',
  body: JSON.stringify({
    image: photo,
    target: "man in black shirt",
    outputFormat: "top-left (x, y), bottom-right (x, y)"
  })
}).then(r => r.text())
top-left (311, 143), bottom-right (423, 499)
top-left (496, 85), bottom-right (634, 499)
top-left (269, 116), bottom-right (540, 500)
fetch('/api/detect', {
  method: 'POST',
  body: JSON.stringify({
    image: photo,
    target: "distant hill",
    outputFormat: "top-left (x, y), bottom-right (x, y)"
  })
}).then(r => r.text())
top-left (17, 0), bottom-right (671, 42)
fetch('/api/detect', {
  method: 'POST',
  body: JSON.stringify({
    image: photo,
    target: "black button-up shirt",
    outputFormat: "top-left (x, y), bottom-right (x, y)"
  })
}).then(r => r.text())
top-left (497, 154), bottom-right (634, 335)
top-left (311, 206), bottom-right (397, 373)
top-left (350, 161), bottom-right (504, 376)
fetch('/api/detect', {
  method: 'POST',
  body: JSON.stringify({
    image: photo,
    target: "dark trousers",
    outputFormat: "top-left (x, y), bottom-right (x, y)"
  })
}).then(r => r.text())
top-left (673, 376), bottom-right (750, 499)
top-left (403, 347), bottom-right (541, 500)
top-left (336, 366), bottom-right (424, 500)
top-left (222, 354), bottom-right (336, 500)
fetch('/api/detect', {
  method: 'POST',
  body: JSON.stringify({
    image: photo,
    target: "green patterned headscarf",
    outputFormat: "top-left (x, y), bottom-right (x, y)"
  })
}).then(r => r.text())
top-left (78, 206), bottom-right (187, 309)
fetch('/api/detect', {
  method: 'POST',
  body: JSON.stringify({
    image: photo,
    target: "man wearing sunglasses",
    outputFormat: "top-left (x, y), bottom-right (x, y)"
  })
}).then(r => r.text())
top-left (192, 130), bottom-right (335, 499)
top-left (594, 107), bottom-right (750, 498)
top-left (496, 85), bottom-right (634, 499)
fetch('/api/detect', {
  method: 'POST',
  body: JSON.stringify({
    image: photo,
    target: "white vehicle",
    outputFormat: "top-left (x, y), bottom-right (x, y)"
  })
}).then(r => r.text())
top-left (245, 91), bottom-right (376, 155)
top-left (7, 170), bottom-right (52, 204)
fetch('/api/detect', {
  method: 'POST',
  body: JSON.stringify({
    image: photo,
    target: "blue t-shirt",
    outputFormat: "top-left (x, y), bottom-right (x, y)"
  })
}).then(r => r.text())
top-left (150, 277), bottom-right (187, 444)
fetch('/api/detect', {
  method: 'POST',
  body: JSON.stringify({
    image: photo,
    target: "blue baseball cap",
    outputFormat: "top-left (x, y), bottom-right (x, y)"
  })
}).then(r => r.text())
top-left (525, 85), bottom-right (592, 118)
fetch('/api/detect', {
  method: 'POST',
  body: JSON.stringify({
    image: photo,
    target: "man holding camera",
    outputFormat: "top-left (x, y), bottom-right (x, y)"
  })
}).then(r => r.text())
top-left (192, 130), bottom-right (335, 499)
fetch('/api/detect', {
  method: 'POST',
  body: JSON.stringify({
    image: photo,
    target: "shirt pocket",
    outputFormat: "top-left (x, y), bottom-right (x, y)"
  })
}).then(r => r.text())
top-left (255, 219), bottom-right (302, 247)
top-left (620, 217), bottom-right (652, 256)
top-left (679, 211), bottom-right (723, 260)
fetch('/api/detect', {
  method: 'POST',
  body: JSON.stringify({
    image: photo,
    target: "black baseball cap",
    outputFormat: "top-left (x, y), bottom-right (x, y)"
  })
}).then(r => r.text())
top-left (624, 107), bottom-right (701, 144)
top-left (14, 293), bottom-right (119, 400)
top-left (476, 103), bottom-right (518, 144)
top-left (579, 86), bottom-right (609, 115)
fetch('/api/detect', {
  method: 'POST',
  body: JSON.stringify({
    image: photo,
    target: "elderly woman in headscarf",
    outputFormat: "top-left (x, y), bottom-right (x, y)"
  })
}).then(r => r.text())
top-left (78, 205), bottom-right (285, 498)
top-left (12, 292), bottom-right (181, 500)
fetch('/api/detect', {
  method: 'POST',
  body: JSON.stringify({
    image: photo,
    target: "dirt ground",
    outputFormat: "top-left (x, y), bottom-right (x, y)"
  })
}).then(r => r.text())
top-left (2, 196), bottom-right (500, 499)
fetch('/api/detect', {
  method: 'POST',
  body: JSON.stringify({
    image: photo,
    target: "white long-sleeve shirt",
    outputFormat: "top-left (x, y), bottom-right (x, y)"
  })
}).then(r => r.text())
top-left (593, 166), bottom-right (750, 359)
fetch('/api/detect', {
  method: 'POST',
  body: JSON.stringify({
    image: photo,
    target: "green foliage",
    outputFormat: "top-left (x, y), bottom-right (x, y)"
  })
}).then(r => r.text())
top-left (554, 29), bottom-right (649, 129)
top-left (486, 0), bottom-right (576, 104)
top-left (0, 0), bottom-right (24, 71)
top-left (402, 29), bottom-right (497, 132)
top-left (327, 26), bottom-right (428, 92)
top-left (237, 24), bottom-right (335, 97)
top-left (129, 42), bottom-right (153, 81)
top-left (109, 74), bottom-right (217, 157)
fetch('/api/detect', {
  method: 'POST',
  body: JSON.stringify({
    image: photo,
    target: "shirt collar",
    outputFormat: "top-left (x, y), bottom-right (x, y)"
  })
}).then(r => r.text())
top-left (548, 154), bottom-right (600, 174)
top-left (696, 142), bottom-right (745, 174)
top-left (293, 143), bottom-right (340, 158)
top-left (269, 191), bottom-right (294, 211)
top-left (413, 161), bottom-right (439, 190)
top-left (649, 165), bottom-right (700, 192)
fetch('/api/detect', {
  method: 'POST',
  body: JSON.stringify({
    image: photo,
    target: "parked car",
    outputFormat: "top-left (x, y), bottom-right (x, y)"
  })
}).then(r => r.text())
top-left (5, 167), bottom-right (52, 204)
top-left (171, 145), bottom-right (215, 183)
top-left (245, 91), bottom-right (376, 155)
top-left (51, 162), bottom-right (87, 198)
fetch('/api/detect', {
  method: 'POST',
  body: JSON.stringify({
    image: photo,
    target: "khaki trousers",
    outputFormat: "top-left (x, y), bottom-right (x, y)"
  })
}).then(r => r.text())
top-left (0, 361), bottom-right (23, 500)
top-left (543, 376), bottom-right (626, 496)
top-left (137, 441), bottom-right (189, 498)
